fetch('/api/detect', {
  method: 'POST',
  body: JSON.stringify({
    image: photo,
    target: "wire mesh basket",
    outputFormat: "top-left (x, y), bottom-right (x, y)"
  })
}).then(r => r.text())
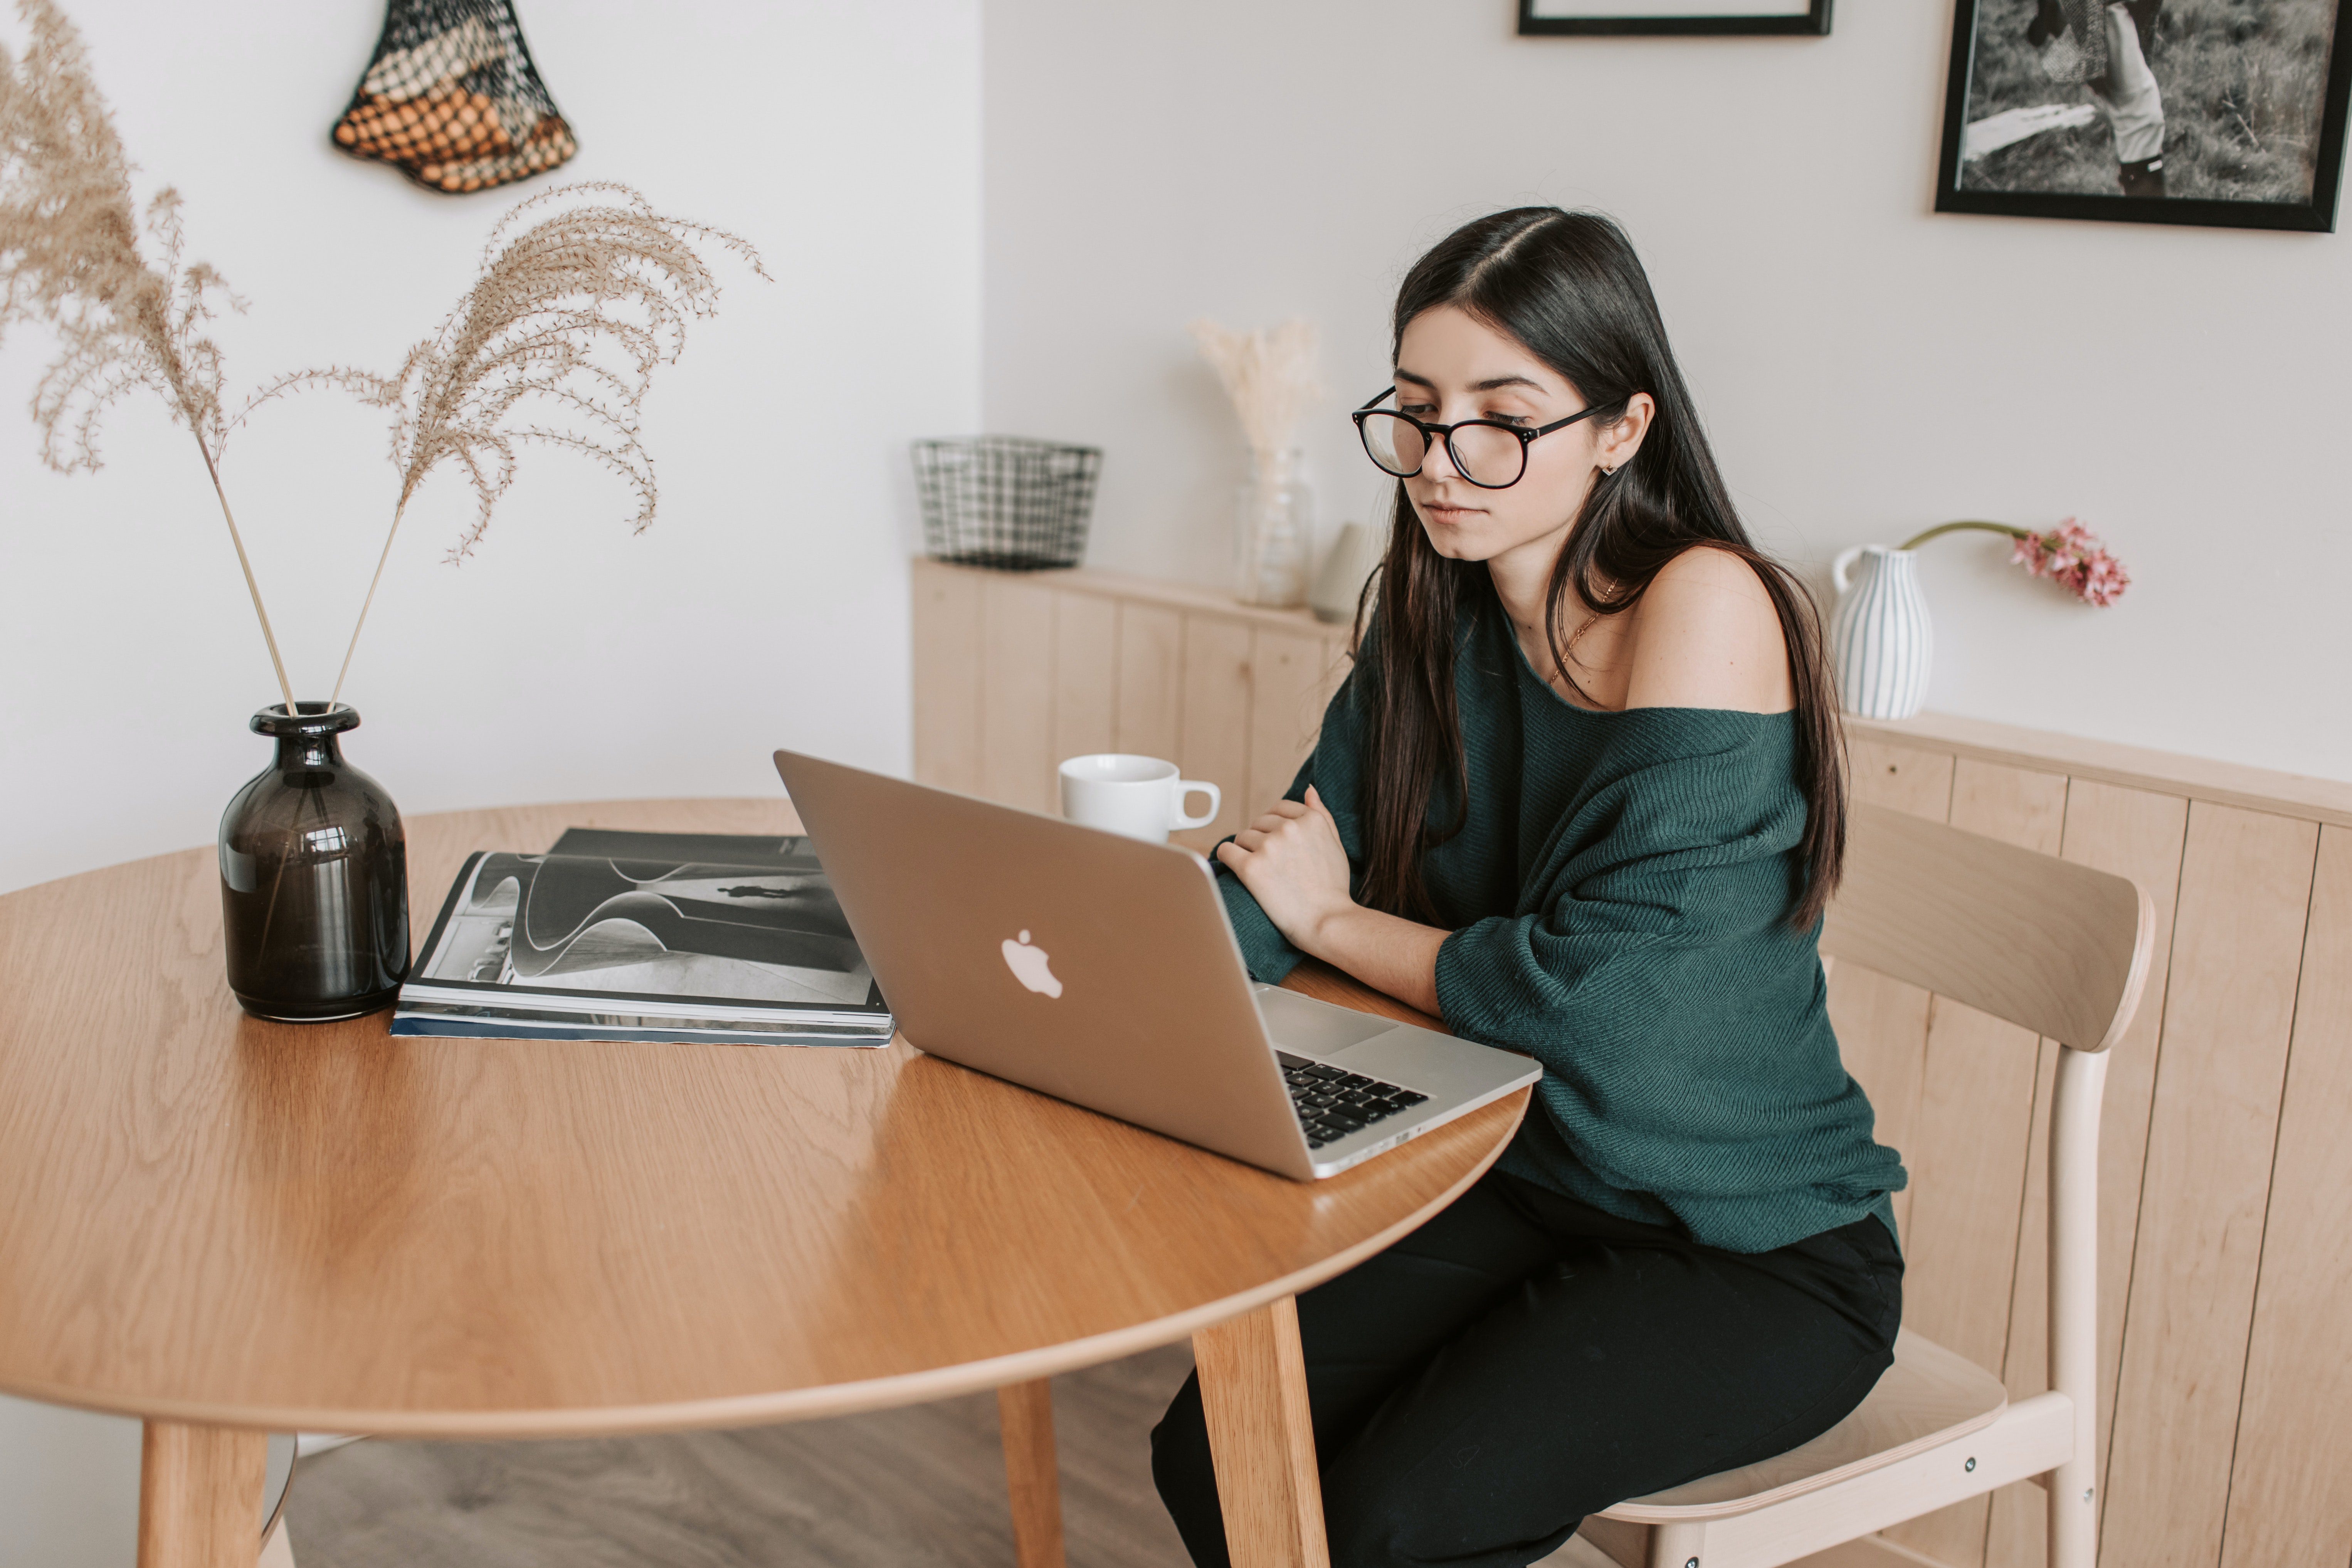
top-left (912, 437), bottom-right (1101, 570)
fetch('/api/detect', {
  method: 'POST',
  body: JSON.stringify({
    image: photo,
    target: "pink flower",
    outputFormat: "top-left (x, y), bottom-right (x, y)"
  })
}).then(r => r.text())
top-left (2010, 518), bottom-right (2129, 607)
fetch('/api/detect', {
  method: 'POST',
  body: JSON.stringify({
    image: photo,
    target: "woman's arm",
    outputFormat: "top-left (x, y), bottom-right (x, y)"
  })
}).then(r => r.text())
top-left (1214, 788), bottom-right (1447, 1016)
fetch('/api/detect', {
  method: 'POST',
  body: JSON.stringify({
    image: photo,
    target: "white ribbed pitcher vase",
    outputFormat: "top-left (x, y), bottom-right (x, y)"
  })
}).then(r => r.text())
top-left (1829, 545), bottom-right (1932, 720)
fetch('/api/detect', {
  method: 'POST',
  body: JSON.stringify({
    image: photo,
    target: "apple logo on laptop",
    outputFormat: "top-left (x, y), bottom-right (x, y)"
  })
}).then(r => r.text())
top-left (1001, 929), bottom-right (1063, 998)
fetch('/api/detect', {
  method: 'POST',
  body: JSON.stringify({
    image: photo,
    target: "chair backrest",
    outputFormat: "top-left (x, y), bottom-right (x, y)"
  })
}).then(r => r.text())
top-left (1822, 803), bottom-right (2156, 1054)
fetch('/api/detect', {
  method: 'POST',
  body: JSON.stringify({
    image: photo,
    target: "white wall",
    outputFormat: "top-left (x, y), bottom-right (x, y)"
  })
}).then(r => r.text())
top-left (982, 0), bottom-right (2352, 784)
top-left (0, 1), bottom-right (977, 1557)
top-left (0, 0), bottom-right (979, 897)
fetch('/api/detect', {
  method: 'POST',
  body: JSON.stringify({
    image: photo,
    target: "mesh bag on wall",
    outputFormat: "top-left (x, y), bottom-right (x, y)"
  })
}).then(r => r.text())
top-left (331, 0), bottom-right (578, 194)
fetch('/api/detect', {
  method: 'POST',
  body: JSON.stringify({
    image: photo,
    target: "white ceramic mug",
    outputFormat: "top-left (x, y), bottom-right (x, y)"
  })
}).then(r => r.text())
top-left (1058, 754), bottom-right (1221, 843)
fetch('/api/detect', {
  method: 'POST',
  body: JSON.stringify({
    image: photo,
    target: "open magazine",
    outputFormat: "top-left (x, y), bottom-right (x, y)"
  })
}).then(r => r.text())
top-left (392, 828), bottom-right (893, 1046)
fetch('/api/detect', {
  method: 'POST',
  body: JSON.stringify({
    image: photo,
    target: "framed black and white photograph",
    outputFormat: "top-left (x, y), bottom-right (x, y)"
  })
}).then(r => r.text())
top-left (1937, 0), bottom-right (2352, 229)
top-left (1517, 0), bottom-right (1831, 37)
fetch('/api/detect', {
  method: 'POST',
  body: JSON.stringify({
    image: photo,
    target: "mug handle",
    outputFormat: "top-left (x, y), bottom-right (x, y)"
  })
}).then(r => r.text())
top-left (1831, 545), bottom-right (1865, 595)
top-left (1170, 781), bottom-right (1221, 831)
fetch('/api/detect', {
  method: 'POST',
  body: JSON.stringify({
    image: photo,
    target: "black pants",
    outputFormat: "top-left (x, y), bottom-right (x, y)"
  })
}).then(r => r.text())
top-left (1150, 1167), bottom-right (1902, 1568)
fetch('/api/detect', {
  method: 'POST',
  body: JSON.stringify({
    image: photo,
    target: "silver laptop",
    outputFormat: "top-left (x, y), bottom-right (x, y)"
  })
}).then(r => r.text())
top-left (773, 750), bottom-right (1540, 1180)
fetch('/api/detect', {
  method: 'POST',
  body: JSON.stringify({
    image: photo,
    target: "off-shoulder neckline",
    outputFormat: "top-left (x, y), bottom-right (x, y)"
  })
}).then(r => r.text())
top-left (1491, 601), bottom-right (1797, 724)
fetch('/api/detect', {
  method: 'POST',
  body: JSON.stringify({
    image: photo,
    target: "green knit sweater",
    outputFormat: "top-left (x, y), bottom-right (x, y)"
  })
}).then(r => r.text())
top-left (1217, 592), bottom-right (1906, 1255)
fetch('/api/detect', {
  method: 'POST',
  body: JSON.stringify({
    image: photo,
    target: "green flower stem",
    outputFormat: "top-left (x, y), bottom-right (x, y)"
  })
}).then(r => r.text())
top-left (1898, 519), bottom-right (2032, 552)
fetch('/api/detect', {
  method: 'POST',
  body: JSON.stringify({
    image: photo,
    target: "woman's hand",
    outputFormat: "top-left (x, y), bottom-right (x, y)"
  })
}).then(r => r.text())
top-left (1214, 786), bottom-right (1355, 957)
top-left (1219, 785), bottom-right (1450, 1018)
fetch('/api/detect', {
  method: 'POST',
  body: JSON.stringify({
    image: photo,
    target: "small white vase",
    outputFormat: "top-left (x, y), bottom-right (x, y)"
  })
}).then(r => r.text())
top-left (1234, 447), bottom-right (1313, 608)
top-left (1828, 545), bottom-right (1932, 720)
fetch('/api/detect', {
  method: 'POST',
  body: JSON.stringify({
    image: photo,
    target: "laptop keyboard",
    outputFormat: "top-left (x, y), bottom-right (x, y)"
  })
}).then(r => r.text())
top-left (1279, 1055), bottom-right (1429, 1151)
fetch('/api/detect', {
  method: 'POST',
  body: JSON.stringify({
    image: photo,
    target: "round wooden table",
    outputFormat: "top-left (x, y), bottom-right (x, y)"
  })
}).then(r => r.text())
top-left (0, 799), bottom-right (1525, 1568)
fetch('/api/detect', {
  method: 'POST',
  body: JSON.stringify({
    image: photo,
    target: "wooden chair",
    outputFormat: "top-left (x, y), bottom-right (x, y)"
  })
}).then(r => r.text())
top-left (1576, 802), bottom-right (2156, 1568)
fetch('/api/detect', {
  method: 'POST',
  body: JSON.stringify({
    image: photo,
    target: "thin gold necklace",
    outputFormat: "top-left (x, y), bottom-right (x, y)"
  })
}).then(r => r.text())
top-left (1563, 615), bottom-right (1612, 708)
top-left (1526, 610), bottom-right (1608, 708)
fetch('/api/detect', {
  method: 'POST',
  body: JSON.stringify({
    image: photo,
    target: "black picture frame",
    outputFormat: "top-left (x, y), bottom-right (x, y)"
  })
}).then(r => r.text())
top-left (1935, 0), bottom-right (2352, 231)
top-left (1516, 0), bottom-right (1830, 37)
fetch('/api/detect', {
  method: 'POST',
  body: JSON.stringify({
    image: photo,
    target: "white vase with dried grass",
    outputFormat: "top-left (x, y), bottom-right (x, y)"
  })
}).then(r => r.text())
top-left (1190, 318), bottom-right (1323, 607)
top-left (1232, 446), bottom-right (1314, 608)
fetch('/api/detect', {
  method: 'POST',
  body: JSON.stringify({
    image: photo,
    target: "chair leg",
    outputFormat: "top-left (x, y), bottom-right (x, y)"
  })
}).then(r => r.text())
top-left (1645, 1519), bottom-right (1707, 1568)
top-left (1194, 1296), bottom-right (1329, 1568)
top-left (2048, 1457), bottom-right (2097, 1568)
top-left (997, 1380), bottom-right (1067, 1568)
top-left (2046, 1045), bottom-right (2108, 1568)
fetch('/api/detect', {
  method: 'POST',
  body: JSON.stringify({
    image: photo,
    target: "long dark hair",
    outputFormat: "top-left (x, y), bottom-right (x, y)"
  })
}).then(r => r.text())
top-left (1353, 207), bottom-right (1845, 929)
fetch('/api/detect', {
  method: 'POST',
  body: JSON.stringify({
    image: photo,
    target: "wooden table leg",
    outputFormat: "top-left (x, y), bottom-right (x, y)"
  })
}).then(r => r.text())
top-left (998, 1380), bottom-right (1067, 1568)
top-left (1194, 1296), bottom-right (1328, 1568)
top-left (137, 1420), bottom-right (268, 1568)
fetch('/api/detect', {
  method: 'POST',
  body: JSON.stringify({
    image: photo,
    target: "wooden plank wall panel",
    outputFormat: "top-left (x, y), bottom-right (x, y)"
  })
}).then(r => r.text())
top-left (1246, 629), bottom-right (1331, 820)
top-left (910, 561), bottom-right (984, 793)
top-left (1052, 592), bottom-right (1119, 765)
top-left (1825, 739), bottom-right (1955, 1242)
top-left (1176, 617), bottom-right (1254, 852)
top-left (1846, 740), bottom-right (1960, 820)
top-left (2218, 823), bottom-right (2352, 1568)
top-left (2101, 803), bottom-right (2317, 1568)
top-left (1981, 782), bottom-right (2188, 1568)
top-left (1115, 605), bottom-right (1184, 763)
top-left (1849, 710), bottom-right (2352, 834)
top-left (1883, 762), bottom-right (2067, 1568)
top-left (978, 576), bottom-right (1060, 815)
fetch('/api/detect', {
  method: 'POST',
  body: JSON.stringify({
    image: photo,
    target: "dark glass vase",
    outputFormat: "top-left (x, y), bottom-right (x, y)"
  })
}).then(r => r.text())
top-left (219, 703), bottom-right (410, 1021)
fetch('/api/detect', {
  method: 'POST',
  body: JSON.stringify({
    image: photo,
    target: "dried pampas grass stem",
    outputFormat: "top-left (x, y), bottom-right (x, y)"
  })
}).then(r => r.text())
top-left (250, 180), bottom-right (768, 703)
top-left (1, 0), bottom-right (295, 711)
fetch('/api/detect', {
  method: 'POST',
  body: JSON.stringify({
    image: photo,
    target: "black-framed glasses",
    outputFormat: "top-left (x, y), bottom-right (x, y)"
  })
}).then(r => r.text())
top-left (1350, 386), bottom-right (1608, 490)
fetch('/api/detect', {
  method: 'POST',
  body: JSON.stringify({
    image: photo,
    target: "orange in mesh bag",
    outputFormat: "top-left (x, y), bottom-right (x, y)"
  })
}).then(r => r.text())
top-left (332, 1), bottom-right (577, 194)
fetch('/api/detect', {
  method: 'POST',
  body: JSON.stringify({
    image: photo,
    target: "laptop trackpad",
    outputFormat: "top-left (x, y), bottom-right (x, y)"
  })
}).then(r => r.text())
top-left (1256, 987), bottom-right (1396, 1055)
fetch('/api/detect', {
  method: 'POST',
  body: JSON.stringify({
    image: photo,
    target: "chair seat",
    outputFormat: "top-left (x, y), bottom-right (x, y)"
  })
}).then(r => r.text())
top-left (1599, 1329), bottom-right (2009, 1523)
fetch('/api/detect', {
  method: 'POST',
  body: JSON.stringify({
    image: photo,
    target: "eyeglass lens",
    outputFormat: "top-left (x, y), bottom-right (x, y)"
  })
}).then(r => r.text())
top-left (1359, 412), bottom-right (1525, 487)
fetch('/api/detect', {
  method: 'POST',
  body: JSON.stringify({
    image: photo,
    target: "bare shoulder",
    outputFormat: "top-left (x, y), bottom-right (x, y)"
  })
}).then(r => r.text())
top-left (1623, 545), bottom-right (1796, 714)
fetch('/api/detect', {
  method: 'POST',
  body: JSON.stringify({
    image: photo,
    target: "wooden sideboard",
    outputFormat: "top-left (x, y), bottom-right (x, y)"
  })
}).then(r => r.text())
top-left (912, 558), bottom-right (1357, 853)
top-left (908, 556), bottom-right (2352, 1568)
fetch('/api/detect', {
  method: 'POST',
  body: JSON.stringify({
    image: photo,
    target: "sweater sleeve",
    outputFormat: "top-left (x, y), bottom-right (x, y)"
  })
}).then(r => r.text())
top-left (1436, 712), bottom-right (1885, 1212)
top-left (1216, 831), bottom-right (1307, 982)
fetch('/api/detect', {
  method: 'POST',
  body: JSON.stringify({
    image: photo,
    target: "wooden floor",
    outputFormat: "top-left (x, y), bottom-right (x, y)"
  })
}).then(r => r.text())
top-left (282, 1340), bottom-right (1623, 1568)
top-left (285, 1345), bottom-right (1203, 1568)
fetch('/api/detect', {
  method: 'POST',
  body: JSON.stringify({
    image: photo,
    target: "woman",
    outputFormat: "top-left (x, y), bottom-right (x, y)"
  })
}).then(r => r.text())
top-left (2027, 0), bottom-right (2167, 198)
top-left (1150, 209), bottom-right (1908, 1568)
